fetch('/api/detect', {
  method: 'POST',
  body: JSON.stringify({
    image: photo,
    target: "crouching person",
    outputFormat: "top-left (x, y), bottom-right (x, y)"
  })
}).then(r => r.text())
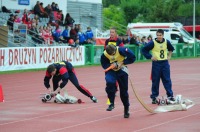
top-left (101, 45), bottom-right (136, 118)
top-left (43, 61), bottom-right (98, 103)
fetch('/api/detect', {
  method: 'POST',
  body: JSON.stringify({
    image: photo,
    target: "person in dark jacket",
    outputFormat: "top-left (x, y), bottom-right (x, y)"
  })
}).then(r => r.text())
top-left (104, 27), bottom-right (124, 95)
top-left (44, 61), bottom-right (98, 103)
top-left (104, 27), bottom-right (124, 49)
top-left (101, 45), bottom-right (136, 118)
top-left (64, 13), bottom-right (75, 27)
top-left (7, 14), bottom-right (15, 31)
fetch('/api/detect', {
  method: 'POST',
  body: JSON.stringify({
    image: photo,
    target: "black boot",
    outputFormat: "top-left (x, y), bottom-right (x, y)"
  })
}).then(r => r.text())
top-left (106, 104), bottom-right (115, 111)
top-left (152, 98), bottom-right (158, 104)
top-left (124, 106), bottom-right (130, 118)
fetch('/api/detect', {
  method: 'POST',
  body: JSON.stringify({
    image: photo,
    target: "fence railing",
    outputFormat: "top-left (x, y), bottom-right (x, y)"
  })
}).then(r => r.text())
top-left (84, 43), bottom-right (200, 65)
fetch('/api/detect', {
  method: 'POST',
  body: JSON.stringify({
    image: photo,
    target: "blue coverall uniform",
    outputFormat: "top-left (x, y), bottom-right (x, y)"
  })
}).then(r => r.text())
top-left (141, 38), bottom-right (175, 99)
top-left (101, 47), bottom-right (136, 108)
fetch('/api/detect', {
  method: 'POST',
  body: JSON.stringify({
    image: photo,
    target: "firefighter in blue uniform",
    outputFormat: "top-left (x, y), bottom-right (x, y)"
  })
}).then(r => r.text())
top-left (141, 29), bottom-right (175, 104)
top-left (104, 27), bottom-right (124, 93)
top-left (101, 45), bottom-right (136, 118)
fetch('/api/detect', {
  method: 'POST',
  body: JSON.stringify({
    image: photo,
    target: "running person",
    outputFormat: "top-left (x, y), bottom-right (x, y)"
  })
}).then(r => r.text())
top-left (141, 29), bottom-right (175, 104)
top-left (44, 61), bottom-right (98, 103)
top-left (104, 27), bottom-right (124, 93)
top-left (101, 45), bottom-right (136, 118)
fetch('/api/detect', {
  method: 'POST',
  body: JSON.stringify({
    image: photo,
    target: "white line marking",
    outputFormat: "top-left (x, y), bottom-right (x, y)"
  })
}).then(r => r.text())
top-left (0, 105), bottom-right (100, 125)
top-left (47, 113), bottom-right (134, 132)
top-left (133, 111), bottom-right (200, 132)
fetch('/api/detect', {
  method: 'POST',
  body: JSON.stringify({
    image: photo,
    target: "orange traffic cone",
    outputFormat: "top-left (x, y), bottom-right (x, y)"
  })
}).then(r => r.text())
top-left (0, 84), bottom-right (4, 102)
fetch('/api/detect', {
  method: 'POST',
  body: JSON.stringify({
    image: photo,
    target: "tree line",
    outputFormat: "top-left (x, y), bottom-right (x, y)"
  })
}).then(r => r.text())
top-left (102, 0), bottom-right (200, 33)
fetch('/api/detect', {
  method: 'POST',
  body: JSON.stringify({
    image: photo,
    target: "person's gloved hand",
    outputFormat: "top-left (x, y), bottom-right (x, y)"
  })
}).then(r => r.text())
top-left (50, 92), bottom-right (57, 97)
top-left (104, 62), bottom-right (118, 72)
top-left (117, 62), bottom-right (123, 69)
top-left (59, 82), bottom-right (65, 88)
top-left (112, 62), bottom-right (118, 69)
top-left (44, 82), bottom-right (50, 89)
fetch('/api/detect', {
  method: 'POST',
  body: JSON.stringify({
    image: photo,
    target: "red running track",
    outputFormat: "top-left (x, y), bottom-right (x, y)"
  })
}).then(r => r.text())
top-left (0, 58), bottom-right (200, 132)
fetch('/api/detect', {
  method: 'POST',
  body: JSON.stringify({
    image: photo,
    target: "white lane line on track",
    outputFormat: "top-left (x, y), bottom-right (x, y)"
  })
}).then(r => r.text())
top-left (47, 113), bottom-right (133, 132)
top-left (47, 111), bottom-right (200, 132)
top-left (0, 105), bottom-right (105, 125)
top-left (133, 111), bottom-right (200, 132)
top-left (1, 99), bottom-right (199, 127)
top-left (0, 105), bottom-right (144, 126)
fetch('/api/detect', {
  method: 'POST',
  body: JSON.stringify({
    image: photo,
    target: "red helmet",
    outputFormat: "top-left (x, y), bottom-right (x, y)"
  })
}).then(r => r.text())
top-left (68, 39), bottom-right (74, 45)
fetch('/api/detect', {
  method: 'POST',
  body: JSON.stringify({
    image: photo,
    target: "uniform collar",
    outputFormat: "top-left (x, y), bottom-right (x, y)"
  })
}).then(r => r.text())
top-left (109, 37), bottom-right (117, 41)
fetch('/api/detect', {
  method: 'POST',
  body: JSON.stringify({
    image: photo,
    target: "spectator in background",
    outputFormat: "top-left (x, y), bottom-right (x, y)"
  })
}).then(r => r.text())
top-left (34, 1), bottom-right (43, 17)
top-left (55, 3), bottom-right (60, 11)
top-left (22, 9), bottom-right (29, 24)
top-left (43, 26), bottom-right (53, 44)
top-left (61, 25), bottom-right (70, 42)
top-left (52, 26), bottom-right (67, 43)
top-left (74, 24), bottom-right (79, 33)
top-left (51, 2), bottom-right (57, 11)
top-left (38, 26), bottom-right (45, 44)
top-left (147, 35), bottom-right (153, 42)
top-left (57, 10), bottom-right (64, 26)
top-left (123, 35), bottom-right (129, 44)
top-left (69, 25), bottom-right (77, 42)
top-left (178, 35), bottom-right (188, 44)
top-left (119, 34), bottom-right (129, 44)
top-left (32, 14), bottom-right (40, 26)
top-left (129, 34), bottom-right (140, 46)
top-left (39, 2), bottom-right (48, 18)
top-left (44, 4), bottom-right (52, 16)
top-left (29, 23), bottom-right (44, 44)
top-left (78, 28), bottom-right (87, 45)
top-left (136, 36), bottom-right (141, 45)
top-left (2, 6), bottom-right (11, 13)
top-left (52, 26), bottom-right (62, 43)
top-left (141, 36), bottom-right (148, 45)
top-left (33, 1), bottom-right (48, 18)
top-left (64, 13), bottom-right (75, 27)
top-left (7, 14), bottom-right (15, 30)
top-left (14, 15), bottom-right (21, 23)
top-left (104, 27), bottom-right (124, 49)
top-left (47, 23), bottom-right (52, 32)
top-left (85, 27), bottom-right (94, 44)
top-left (49, 11), bottom-right (58, 27)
